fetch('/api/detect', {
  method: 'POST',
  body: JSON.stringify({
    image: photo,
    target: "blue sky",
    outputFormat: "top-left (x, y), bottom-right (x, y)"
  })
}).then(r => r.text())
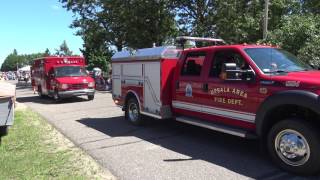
top-left (0, 0), bottom-right (83, 66)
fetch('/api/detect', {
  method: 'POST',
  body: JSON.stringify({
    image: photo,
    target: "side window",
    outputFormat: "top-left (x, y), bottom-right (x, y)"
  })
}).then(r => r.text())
top-left (210, 51), bottom-right (249, 79)
top-left (181, 52), bottom-right (206, 76)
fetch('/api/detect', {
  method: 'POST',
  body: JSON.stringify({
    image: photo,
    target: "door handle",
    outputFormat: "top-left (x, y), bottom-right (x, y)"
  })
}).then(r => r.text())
top-left (202, 83), bottom-right (208, 92)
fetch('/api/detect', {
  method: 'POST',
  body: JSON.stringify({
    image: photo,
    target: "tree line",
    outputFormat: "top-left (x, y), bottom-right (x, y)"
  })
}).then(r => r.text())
top-left (2, 1), bottom-right (319, 71)
top-left (1, 40), bottom-right (74, 71)
top-left (60, 0), bottom-right (320, 71)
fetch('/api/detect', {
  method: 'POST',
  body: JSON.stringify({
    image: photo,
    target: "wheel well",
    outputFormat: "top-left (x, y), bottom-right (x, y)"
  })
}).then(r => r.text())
top-left (124, 92), bottom-right (139, 110)
top-left (261, 105), bottom-right (320, 137)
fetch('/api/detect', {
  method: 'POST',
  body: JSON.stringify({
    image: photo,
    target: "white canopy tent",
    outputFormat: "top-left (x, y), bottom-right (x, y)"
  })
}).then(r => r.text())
top-left (18, 65), bottom-right (31, 72)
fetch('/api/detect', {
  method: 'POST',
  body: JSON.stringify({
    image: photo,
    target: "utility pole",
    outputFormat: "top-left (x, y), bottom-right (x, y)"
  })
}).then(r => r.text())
top-left (263, 0), bottom-right (269, 40)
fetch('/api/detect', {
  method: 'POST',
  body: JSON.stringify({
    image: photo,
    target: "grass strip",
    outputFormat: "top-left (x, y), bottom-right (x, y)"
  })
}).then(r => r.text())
top-left (0, 107), bottom-right (110, 180)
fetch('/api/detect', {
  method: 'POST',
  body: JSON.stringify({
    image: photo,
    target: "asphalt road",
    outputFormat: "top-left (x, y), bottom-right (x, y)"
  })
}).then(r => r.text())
top-left (14, 83), bottom-right (317, 180)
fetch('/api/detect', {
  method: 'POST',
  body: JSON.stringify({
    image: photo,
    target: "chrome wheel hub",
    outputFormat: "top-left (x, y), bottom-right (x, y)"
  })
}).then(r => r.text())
top-left (275, 129), bottom-right (310, 166)
top-left (128, 103), bottom-right (139, 122)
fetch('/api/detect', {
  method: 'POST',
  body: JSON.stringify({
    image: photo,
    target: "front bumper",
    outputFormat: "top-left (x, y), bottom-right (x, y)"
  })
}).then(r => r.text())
top-left (58, 88), bottom-right (95, 98)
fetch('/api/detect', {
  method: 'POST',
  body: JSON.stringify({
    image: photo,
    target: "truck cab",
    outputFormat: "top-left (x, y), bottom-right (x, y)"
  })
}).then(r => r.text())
top-left (112, 37), bottom-right (320, 175)
top-left (32, 56), bottom-right (95, 101)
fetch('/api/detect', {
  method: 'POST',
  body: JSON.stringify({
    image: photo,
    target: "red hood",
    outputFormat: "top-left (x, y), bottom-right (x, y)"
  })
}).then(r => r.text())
top-left (271, 70), bottom-right (320, 87)
top-left (55, 76), bottom-right (94, 84)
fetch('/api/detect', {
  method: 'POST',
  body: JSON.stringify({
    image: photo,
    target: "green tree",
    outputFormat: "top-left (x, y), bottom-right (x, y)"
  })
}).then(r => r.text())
top-left (0, 50), bottom-right (43, 71)
top-left (44, 48), bottom-right (51, 56)
top-left (55, 40), bottom-right (73, 56)
top-left (61, 0), bottom-right (177, 49)
top-left (266, 14), bottom-right (320, 65)
top-left (60, 0), bottom-right (177, 73)
top-left (214, 0), bottom-right (264, 43)
top-left (1, 50), bottom-right (23, 71)
top-left (298, 37), bottom-right (320, 67)
top-left (267, 15), bottom-right (320, 54)
top-left (13, 49), bottom-right (18, 56)
top-left (173, 0), bottom-right (216, 37)
top-left (301, 0), bottom-right (320, 14)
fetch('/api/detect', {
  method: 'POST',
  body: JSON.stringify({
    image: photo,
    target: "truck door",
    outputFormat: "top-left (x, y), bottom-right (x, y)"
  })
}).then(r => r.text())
top-left (201, 49), bottom-right (261, 129)
top-left (172, 51), bottom-right (208, 118)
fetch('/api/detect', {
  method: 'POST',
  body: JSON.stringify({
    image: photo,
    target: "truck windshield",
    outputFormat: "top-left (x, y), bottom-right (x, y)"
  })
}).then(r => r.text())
top-left (244, 48), bottom-right (312, 73)
top-left (54, 66), bottom-right (87, 77)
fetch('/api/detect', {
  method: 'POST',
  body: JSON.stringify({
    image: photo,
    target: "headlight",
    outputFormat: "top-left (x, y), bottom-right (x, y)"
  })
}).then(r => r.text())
top-left (88, 82), bottom-right (95, 88)
top-left (60, 83), bottom-right (69, 90)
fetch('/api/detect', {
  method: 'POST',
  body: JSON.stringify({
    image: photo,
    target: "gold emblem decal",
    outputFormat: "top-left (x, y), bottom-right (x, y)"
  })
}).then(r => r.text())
top-left (209, 87), bottom-right (248, 106)
top-left (259, 87), bottom-right (268, 94)
top-left (210, 87), bottom-right (247, 98)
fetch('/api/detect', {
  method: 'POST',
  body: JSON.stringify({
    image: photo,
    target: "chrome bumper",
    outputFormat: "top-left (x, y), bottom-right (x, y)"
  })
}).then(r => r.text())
top-left (58, 89), bottom-right (95, 97)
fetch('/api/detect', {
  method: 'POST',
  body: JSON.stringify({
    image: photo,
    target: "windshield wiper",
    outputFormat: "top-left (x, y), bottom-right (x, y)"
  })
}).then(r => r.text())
top-left (264, 69), bottom-right (288, 74)
top-left (273, 69), bottom-right (288, 73)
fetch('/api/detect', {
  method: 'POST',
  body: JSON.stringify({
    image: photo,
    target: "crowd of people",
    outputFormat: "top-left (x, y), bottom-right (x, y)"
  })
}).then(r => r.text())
top-left (90, 67), bottom-right (112, 91)
top-left (1, 71), bottom-right (31, 84)
top-left (0, 71), bottom-right (17, 81)
top-left (1, 67), bottom-right (112, 91)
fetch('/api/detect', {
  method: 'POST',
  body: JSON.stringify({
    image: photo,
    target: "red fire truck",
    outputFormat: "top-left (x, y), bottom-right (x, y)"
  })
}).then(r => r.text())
top-left (32, 56), bottom-right (95, 101)
top-left (112, 37), bottom-right (320, 175)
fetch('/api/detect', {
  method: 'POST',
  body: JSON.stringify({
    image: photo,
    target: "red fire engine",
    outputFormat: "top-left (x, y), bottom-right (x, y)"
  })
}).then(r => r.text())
top-left (112, 37), bottom-right (320, 175)
top-left (32, 56), bottom-right (95, 101)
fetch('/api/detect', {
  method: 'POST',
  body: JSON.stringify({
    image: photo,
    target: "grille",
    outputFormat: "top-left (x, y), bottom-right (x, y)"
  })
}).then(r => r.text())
top-left (70, 83), bottom-right (87, 90)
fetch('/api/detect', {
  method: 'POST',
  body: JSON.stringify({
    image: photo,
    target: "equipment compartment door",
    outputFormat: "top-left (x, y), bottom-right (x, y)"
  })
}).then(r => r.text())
top-left (143, 62), bottom-right (161, 115)
top-left (112, 63), bottom-right (122, 97)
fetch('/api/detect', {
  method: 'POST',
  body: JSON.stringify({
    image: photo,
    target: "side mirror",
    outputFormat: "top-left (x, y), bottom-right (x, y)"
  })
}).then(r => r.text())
top-left (225, 63), bottom-right (242, 81)
top-left (224, 63), bottom-right (255, 82)
top-left (242, 69), bottom-right (255, 82)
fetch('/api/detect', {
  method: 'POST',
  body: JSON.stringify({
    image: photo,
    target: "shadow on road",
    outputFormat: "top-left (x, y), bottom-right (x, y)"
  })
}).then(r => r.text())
top-left (17, 95), bottom-right (88, 104)
top-left (77, 116), bottom-right (316, 180)
top-left (15, 84), bottom-right (32, 90)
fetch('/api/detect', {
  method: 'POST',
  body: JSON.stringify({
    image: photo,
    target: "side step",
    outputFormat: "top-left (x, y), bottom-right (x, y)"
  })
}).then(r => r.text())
top-left (175, 116), bottom-right (257, 139)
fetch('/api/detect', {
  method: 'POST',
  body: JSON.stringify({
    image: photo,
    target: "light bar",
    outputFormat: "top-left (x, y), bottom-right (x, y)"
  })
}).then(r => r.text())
top-left (176, 36), bottom-right (225, 43)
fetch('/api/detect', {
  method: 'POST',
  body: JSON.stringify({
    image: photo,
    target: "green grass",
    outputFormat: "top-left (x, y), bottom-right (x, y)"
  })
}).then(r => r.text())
top-left (0, 109), bottom-right (93, 180)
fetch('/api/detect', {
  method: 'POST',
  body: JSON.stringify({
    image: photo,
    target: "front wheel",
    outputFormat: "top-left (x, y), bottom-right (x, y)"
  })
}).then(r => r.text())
top-left (88, 95), bottom-right (94, 101)
top-left (38, 86), bottom-right (45, 98)
top-left (125, 98), bottom-right (143, 125)
top-left (267, 119), bottom-right (320, 175)
top-left (53, 90), bottom-right (60, 101)
top-left (0, 126), bottom-right (8, 137)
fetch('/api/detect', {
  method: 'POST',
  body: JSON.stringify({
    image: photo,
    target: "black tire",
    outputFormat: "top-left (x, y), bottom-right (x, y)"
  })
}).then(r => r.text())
top-left (53, 90), bottom-right (60, 102)
top-left (125, 97), bottom-right (143, 125)
top-left (88, 95), bottom-right (94, 101)
top-left (38, 86), bottom-right (45, 98)
top-left (267, 119), bottom-right (320, 175)
top-left (0, 126), bottom-right (8, 137)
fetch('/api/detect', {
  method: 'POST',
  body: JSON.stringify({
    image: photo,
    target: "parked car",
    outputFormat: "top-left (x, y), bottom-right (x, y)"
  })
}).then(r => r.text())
top-left (0, 82), bottom-right (15, 143)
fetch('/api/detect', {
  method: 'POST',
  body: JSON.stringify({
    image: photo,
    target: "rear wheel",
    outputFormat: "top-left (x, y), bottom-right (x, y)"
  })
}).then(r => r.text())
top-left (125, 98), bottom-right (143, 125)
top-left (267, 119), bottom-right (320, 175)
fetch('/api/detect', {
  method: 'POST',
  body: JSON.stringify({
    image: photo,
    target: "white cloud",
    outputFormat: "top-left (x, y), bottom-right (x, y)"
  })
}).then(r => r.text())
top-left (51, 5), bottom-right (60, 11)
